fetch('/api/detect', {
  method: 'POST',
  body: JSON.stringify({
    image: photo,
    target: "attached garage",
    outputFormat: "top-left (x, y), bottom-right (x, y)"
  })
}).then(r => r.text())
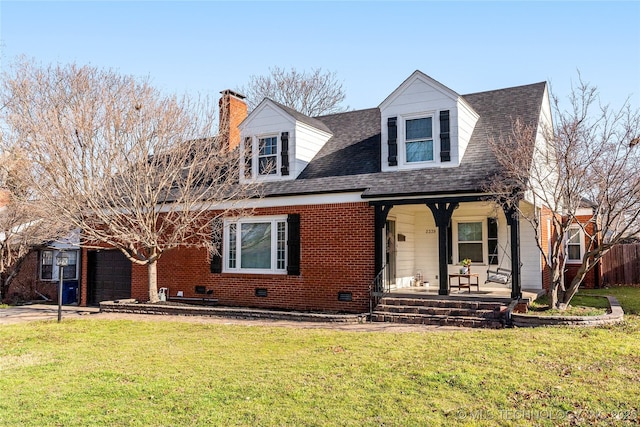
top-left (87, 250), bottom-right (131, 305)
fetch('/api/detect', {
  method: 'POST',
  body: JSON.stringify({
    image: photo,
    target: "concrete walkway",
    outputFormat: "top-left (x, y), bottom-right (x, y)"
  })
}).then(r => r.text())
top-left (0, 304), bottom-right (471, 332)
top-left (0, 304), bottom-right (100, 325)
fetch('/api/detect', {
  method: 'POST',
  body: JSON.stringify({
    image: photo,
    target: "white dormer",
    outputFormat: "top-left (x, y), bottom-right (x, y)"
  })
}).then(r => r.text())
top-left (379, 71), bottom-right (479, 171)
top-left (238, 99), bottom-right (332, 182)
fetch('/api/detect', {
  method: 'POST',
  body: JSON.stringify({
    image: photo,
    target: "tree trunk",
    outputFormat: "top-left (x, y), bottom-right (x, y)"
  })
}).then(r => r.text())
top-left (548, 255), bottom-right (564, 309)
top-left (147, 260), bottom-right (159, 303)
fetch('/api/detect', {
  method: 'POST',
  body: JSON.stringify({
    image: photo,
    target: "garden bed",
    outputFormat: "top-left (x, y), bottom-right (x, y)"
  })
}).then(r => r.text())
top-left (511, 295), bottom-right (623, 327)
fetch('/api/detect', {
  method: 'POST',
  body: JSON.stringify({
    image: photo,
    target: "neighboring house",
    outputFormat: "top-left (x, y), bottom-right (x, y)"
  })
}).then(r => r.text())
top-left (6, 237), bottom-right (81, 304)
top-left (563, 200), bottom-right (601, 289)
top-left (80, 70), bottom-right (556, 312)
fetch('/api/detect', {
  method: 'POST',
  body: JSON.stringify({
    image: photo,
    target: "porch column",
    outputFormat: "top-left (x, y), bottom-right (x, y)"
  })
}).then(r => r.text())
top-left (374, 204), bottom-right (393, 274)
top-left (504, 205), bottom-right (522, 299)
top-left (426, 202), bottom-right (458, 295)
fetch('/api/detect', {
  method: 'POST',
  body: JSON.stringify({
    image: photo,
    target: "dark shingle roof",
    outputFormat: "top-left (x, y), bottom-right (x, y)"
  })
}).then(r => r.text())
top-left (259, 81), bottom-right (547, 199)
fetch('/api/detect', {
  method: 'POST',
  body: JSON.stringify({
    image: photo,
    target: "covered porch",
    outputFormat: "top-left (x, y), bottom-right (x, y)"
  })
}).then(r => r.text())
top-left (371, 195), bottom-right (543, 301)
top-left (385, 283), bottom-right (544, 302)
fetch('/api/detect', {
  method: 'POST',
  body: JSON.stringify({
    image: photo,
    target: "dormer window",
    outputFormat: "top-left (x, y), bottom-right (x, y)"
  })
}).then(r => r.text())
top-left (405, 117), bottom-right (434, 162)
top-left (258, 136), bottom-right (278, 175)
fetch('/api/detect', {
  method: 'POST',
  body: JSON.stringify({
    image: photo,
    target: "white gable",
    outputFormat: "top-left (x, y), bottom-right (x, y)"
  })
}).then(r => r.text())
top-left (239, 99), bottom-right (331, 182)
top-left (380, 71), bottom-right (479, 171)
top-left (379, 70), bottom-right (460, 110)
top-left (239, 99), bottom-right (296, 135)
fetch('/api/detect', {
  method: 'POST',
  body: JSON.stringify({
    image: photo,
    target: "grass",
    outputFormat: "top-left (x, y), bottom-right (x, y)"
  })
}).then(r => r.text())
top-left (529, 294), bottom-right (609, 316)
top-left (0, 289), bottom-right (639, 426)
top-left (578, 286), bottom-right (640, 315)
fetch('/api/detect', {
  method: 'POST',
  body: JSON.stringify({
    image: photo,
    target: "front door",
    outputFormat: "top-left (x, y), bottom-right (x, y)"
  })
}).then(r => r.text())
top-left (385, 220), bottom-right (397, 289)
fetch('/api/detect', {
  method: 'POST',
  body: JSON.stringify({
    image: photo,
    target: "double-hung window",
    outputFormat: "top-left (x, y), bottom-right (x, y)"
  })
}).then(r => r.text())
top-left (40, 249), bottom-right (79, 280)
top-left (41, 250), bottom-right (54, 280)
top-left (258, 136), bottom-right (278, 175)
top-left (566, 226), bottom-right (583, 263)
top-left (224, 216), bottom-right (287, 273)
top-left (457, 221), bottom-right (484, 263)
top-left (405, 117), bottom-right (434, 163)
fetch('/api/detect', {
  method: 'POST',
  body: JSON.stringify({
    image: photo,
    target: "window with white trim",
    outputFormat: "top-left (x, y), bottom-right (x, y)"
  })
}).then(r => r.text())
top-left (456, 221), bottom-right (484, 263)
top-left (41, 250), bottom-right (53, 280)
top-left (40, 249), bottom-right (79, 281)
top-left (405, 116), bottom-right (434, 163)
top-left (224, 216), bottom-right (287, 273)
top-left (258, 136), bottom-right (278, 175)
top-left (566, 226), bottom-right (584, 263)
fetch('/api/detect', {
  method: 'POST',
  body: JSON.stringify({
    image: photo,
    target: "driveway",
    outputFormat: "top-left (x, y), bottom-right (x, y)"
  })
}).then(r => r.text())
top-left (0, 304), bottom-right (100, 325)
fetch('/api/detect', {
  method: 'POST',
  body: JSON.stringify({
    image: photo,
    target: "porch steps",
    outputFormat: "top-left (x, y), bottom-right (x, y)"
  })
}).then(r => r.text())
top-left (371, 297), bottom-right (507, 328)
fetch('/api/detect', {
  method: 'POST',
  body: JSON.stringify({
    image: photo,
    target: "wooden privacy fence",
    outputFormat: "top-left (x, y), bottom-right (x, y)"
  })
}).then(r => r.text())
top-left (601, 244), bottom-right (640, 285)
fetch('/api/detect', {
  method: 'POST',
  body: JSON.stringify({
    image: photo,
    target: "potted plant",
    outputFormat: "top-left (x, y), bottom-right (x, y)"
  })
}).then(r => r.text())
top-left (460, 258), bottom-right (472, 274)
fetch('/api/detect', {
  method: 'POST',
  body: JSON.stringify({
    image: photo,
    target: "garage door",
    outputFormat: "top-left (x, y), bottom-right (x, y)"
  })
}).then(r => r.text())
top-left (87, 250), bottom-right (132, 305)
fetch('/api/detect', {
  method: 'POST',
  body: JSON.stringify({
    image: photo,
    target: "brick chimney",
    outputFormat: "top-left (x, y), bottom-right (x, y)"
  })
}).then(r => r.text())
top-left (219, 89), bottom-right (247, 152)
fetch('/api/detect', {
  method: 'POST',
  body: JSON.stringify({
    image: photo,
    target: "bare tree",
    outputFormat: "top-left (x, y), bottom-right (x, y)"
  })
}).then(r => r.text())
top-left (0, 59), bottom-right (258, 303)
top-left (240, 66), bottom-right (347, 116)
top-left (487, 77), bottom-right (640, 309)
top-left (0, 153), bottom-right (69, 302)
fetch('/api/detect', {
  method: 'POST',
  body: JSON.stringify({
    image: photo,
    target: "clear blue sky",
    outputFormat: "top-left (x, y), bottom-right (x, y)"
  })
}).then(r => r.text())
top-left (1, 1), bottom-right (639, 111)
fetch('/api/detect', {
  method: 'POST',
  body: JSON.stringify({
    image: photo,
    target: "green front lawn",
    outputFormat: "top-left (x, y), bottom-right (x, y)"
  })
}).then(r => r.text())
top-left (1, 289), bottom-right (640, 426)
top-left (579, 286), bottom-right (640, 315)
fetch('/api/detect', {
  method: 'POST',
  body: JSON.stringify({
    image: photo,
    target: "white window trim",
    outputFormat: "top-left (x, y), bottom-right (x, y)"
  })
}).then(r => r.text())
top-left (40, 249), bottom-right (80, 281)
top-left (453, 218), bottom-right (488, 265)
top-left (566, 225), bottom-right (585, 264)
top-left (223, 215), bottom-right (288, 274)
top-left (399, 112), bottom-right (439, 168)
top-left (255, 134), bottom-right (281, 179)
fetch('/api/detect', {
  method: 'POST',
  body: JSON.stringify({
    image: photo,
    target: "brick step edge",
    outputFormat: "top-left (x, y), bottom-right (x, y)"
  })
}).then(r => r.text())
top-left (100, 301), bottom-right (367, 323)
top-left (379, 298), bottom-right (506, 311)
top-left (376, 305), bottom-right (502, 318)
top-left (371, 312), bottom-right (504, 329)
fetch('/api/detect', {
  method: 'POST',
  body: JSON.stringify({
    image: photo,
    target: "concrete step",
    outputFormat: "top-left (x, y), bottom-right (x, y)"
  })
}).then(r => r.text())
top-left (370, 312), bottom-right (504, 329)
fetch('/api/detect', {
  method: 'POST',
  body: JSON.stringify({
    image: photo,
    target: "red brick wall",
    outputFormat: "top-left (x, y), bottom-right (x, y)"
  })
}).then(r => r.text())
top-left (564, 214), bottom-right (599, 289)
top-left (538, 209), bottom-right (600, 291)
top-left (4, 250), bottom-right (59, 303)
top-left (128, 202), bottom-right (375, 313)
top-left (539, 206), bottom-right (553, 291)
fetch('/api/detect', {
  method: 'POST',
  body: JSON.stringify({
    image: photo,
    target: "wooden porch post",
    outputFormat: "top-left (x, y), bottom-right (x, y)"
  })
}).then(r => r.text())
top-left (426, 202), bottom-right (458, 295)
top-left (504, 205), bottom-right (522, 299)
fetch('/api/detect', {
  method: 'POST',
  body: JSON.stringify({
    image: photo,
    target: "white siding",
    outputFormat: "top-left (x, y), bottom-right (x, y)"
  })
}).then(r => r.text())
top-left (379, 71), bottom-right (478, 172)
top-left (520, 216), bottom-right (543, 289)
top-left (292, 122), bottom-right (331, 178)
top-left (389, 208), bottom-right (416, 288)
top-left (239, 100), bottom-right (331, 181)
top-left (455, 98), bottom-right (480, 164)
top-left (413, 209), bottom-right (439, 287)
top-left (241, 103), bottom-right (295, 135)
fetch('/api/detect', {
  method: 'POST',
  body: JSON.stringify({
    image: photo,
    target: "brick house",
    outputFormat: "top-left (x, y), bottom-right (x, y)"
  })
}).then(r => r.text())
top-left (563, 201), bottom-right (601, 289)
top-left (4, 239), bottom-right (82, 305)
top-left (79, 70), bottom-right (558, 312)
